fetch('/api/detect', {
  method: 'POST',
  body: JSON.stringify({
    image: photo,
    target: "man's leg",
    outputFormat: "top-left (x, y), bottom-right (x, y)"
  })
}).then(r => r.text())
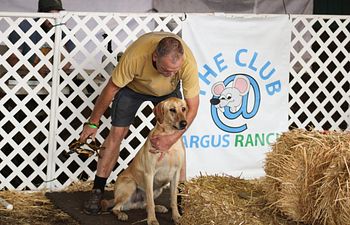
top-left (83, 86), bottom-right (147, 215)
top-left (96, 126), bottom-right (129, 178)
top-left (179, 144), bottom-right (186, 182)
top-left (83, 126), bottom-right (129, 215)
top-left (178, 142), bottom-right (186, 215)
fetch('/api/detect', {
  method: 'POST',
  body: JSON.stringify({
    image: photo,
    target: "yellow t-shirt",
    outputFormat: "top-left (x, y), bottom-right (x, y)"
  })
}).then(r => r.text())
top-left (111, 32), bottom-right (199, 98)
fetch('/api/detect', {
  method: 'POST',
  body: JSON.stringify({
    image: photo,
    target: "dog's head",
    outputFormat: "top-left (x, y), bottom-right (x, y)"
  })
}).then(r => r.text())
top-left (154, 97), bottom-right (188, 130)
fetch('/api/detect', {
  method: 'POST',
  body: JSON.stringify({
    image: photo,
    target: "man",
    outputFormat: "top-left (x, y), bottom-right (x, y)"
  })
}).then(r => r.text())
top-left (80, 32), bottom-right (200, 214)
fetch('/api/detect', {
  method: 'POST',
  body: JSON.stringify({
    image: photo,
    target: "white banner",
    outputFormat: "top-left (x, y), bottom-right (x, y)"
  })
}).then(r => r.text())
top-left (182, 15), bottom-right (291, 179)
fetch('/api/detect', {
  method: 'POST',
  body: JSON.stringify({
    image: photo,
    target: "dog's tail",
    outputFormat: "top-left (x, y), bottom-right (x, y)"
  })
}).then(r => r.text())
top-left (100, 199), bottom-right (115, 212)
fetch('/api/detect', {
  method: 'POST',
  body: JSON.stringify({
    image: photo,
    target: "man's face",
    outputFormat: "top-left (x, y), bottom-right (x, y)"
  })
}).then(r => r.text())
top-left (154, 54), bottom-right (183, 77)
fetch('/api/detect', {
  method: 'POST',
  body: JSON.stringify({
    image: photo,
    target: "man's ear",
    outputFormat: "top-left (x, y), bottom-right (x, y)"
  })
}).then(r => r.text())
top-left (153, 102), bottom-right (164, 124)
top-left (152, 51), bottom-right (158, 62)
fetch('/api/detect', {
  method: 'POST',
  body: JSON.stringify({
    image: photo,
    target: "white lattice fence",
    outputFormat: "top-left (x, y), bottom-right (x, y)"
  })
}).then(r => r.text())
top-left (0, 12), bottom-right (349, 191)
top-left (0, 12), bottom-right (59, 191)
top-left (289, 15), bottom-right (349, 130)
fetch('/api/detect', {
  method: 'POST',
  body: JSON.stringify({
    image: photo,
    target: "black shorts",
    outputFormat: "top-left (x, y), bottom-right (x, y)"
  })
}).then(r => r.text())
top-left (111, 84), bottom-right (182, 127)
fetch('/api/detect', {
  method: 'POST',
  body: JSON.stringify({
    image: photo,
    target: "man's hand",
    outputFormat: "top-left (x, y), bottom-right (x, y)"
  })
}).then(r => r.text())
top-left (150, 133), bottom-right (179, 153)
top-left (79, 79), bottom-right (120, 143)
top-left (79, 125), bottom-right (98, 143)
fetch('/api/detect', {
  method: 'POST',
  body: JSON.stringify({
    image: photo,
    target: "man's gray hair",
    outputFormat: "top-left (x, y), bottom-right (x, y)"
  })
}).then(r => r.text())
top-left (155, 37), bottom-right (184, 60)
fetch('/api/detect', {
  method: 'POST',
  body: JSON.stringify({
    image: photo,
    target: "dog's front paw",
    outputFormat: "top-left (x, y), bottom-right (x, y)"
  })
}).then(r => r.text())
top-left (155, 205), bottom-right (168, 213)
top-left (113, 210), bottom-right (128, 221)
top-left (147, 219), bottom-right (160, 225)
top-left (172, 214), bottom-right (181, 224)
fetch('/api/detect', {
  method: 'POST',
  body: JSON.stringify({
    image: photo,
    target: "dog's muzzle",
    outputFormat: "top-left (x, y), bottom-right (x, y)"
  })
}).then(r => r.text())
top-left (177, 120), bottom-right (187, 130)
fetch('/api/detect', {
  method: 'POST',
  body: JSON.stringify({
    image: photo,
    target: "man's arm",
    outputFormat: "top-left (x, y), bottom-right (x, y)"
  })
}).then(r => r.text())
top-left (150, 95), bottom-right (199, 151)
top-left (80, 78), bottom-right (120, 141)
top-left (175, 95), bottom-right (199, 137)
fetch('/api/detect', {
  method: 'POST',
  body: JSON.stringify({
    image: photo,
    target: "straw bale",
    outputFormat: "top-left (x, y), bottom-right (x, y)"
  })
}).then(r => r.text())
top-left (313, 146), bottom-right (350, 224)
top-left (179, 174), bottom-right (267, 225)
top-left (263, 129), bottom-right (350, 225)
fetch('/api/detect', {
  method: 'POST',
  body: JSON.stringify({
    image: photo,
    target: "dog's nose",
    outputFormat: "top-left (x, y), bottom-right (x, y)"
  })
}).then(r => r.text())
top-left (179, 120), bottom-right (187, 130)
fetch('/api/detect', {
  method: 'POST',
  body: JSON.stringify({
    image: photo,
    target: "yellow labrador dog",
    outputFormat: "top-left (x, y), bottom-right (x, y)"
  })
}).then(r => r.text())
top-left (101, 97), bottom-right (187, 225)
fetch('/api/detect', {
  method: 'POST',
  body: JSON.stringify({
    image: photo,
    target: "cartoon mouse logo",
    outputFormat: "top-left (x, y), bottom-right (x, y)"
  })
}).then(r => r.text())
top-left (210, 75), bottom-right (250, 112)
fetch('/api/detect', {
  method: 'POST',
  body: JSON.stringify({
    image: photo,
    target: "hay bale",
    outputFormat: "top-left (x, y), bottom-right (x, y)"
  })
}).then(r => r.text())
top-left (314, 148), bottom-right (350, 224)
top-left (263, 129), bottom-right (350, 225)
top-left (179, 174), bottom-right (265, 225)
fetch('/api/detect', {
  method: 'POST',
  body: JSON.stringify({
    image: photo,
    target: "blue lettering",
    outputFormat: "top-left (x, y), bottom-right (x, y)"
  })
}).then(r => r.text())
top-left (248, 52), bottom-right (258, 72)
top-left (182, 135), bottom-right (188, 148)
top-left (266, 80), bottom-right (281, 96)
top-left (259, 61), bottom-right (276, 80)
top-left (183, 135), bottom-right (232, 149)
top-left (201, 135), bottom-right (210, 148)
top-left (213, 53), bottom-right (227, 72)
top-left (222, 134), bottom-right (230, 147)
top-left (235, 48), bottom-right (247, 67)
top-left (198, 64), bottom-right (218, 85)
top-left (211, 135), bottom-right (221, 147)
top-left (190, 135), bottom-right (200, 148)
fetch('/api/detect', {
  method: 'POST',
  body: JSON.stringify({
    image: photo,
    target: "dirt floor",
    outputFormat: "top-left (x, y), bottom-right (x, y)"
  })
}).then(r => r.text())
top-left (0, 190), bottom-right (79, 225)
top-left (0, 182), bottom-right (92, 225)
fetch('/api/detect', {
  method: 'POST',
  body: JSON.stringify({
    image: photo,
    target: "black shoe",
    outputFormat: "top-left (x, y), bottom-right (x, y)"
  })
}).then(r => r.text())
top-left (177, 194), bottom-right (184, 215)
top-left (177, 183), bottom-right (185, 215)
top-left (83, 189), bottom-right (103, 215)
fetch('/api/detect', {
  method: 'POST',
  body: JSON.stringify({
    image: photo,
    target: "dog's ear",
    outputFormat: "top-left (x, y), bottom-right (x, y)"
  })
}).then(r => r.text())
top-left (154, 102), bottom-right (164, 124)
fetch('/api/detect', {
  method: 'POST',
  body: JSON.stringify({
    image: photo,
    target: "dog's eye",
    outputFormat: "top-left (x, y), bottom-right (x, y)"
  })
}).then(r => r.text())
top-left (182, 107), bottom-right (186, 112)
top-left (170, 108), bottom-right (176, 113)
